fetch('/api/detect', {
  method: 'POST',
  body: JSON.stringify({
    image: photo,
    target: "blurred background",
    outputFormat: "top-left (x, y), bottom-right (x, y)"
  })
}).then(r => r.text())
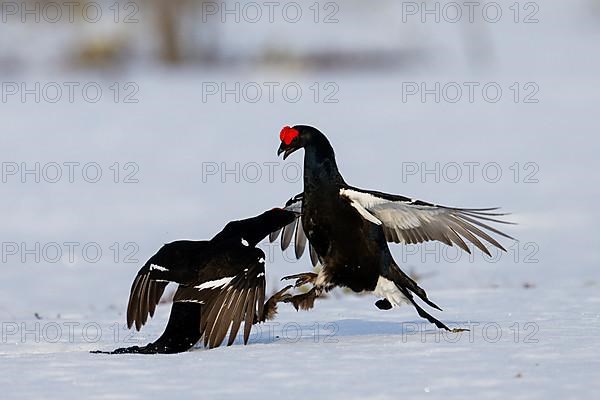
top-left (0, 0), bottom-right (598, 329)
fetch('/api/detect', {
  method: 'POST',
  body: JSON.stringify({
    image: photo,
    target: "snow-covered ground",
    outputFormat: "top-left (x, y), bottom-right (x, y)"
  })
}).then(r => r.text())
top-left (2, 288), bottom-right (599, 399)
top-left (1, 1), bottom-right (599, 399)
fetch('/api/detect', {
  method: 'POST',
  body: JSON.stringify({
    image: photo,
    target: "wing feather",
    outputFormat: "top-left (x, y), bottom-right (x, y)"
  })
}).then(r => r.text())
top-left (126, 241), bottom-right (208, 331)
top-left (138, 274), bottom-right (150, 329)
top-left (209, 288), bottom-right (239, 349)
top-left (269, 194), bottom-right (320, 266)
top-left (340, 187), bottom-right (515, 256)
top-left (269, 228), bottom-right (282, 243)
top-left (126, 275), bottom-right (143, 329)
top-left (294, 219), bottom-right (308, 258)
top-left (281, 220), bottom-right (296, 251)
top-left (173, 258), bottom-right (266, 349)
top-left (227, 282), bottom-right (251, 346)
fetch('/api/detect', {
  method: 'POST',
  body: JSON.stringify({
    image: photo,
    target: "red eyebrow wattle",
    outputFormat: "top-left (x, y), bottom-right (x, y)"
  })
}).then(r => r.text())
top-left (280, 126), bottom-right (299, 145)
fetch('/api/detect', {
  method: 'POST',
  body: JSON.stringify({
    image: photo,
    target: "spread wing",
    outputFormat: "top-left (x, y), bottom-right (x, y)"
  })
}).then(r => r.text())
top-left (271, 190), bottom-right (515, 261)
top-left (173, 258), bottom-right (266, 349)
top-left (269, 193), bottom-right (321, 267)
top-left (339, 187), bottom-right (515, 256)
top-left (126, 241), bottom-right (208, 331)
top-left (126, 269), bottom-right (169, 332)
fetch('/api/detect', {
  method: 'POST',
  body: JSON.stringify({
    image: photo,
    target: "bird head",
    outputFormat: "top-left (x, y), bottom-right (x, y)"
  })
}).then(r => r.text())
top-left (261, 207), bottom-right (299, 224)
top-left (239, 208), bottom-right (297, 246)
top-left (277, 125), bottom-right (322, 160)
top-left (215, 208), bottom-right (298, 247)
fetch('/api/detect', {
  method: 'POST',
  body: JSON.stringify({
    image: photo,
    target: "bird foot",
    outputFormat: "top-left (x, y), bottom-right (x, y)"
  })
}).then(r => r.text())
top-left (269, 284), bottom-right (295, 303)
top-left (449, 328), bottom-right (470, 333)
top-left (283, 288), bottom-right (318, 311)
top-left (91, 344), bottom-right (162, 355)
top-left (375, 299), bottom-right (393, 310)
top-left (257, 285), bottom-right (294, 323)
top-left (281, 272), bottom-right (318, 288)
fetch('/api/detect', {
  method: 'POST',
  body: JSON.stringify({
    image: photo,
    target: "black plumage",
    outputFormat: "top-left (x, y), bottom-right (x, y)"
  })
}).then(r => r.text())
top-left (273, 125), bottom-right (515, 331)
top-left (98, 208), bottom-right (297, 354)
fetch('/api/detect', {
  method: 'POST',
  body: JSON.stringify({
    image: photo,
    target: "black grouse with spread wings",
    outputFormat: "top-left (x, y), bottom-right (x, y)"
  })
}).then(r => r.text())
top-left (97, 208), bottom-right (297, 354)
top-left (273, 125), bottom-right (515, 331)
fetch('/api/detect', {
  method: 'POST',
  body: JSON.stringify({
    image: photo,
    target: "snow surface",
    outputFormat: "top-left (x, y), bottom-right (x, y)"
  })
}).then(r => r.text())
top-left (2, 289), bottom-right (599, 399)
top-left (1, 1), bottom-right (600, 399)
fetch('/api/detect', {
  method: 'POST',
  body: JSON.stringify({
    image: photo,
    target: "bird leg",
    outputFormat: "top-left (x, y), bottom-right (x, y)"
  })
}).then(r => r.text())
top-left (255, 285), bottom-right (294, 323)
top-left (280, 272), bottom-right (323, 311)
top-left (281, 272), bottom-right (319, 288)
top-left (283, 287), bottom-right (320, 311)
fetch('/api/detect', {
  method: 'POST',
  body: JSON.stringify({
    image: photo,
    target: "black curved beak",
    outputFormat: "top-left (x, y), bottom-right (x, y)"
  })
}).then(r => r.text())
top-left (277, 142), bottom-right (299, 160)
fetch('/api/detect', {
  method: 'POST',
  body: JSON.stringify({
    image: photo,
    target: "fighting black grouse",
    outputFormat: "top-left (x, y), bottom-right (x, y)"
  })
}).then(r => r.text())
top-left (98, 208), bottom-right (297, 354)
top-left (272, 125), bottom-right (515, 331)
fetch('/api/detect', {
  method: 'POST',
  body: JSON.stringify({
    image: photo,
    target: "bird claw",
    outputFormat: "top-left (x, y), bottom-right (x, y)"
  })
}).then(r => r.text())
top-left (282, 289), bottom-right (318, 311)
top-left (270, 285), bottom-right (294, 302)
top-left (257, 285), bottom-right (295, 323)
top-left (281, 272), bottom-right (318, 288)
top-left (449, 328), bottom-right (470, 333)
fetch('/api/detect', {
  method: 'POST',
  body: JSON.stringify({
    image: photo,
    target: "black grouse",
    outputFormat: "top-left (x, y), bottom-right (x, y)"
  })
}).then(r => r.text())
top-left (272, 125), bottom-right (515, 331)
top-left (98, 208), bottom-right (297, 354)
